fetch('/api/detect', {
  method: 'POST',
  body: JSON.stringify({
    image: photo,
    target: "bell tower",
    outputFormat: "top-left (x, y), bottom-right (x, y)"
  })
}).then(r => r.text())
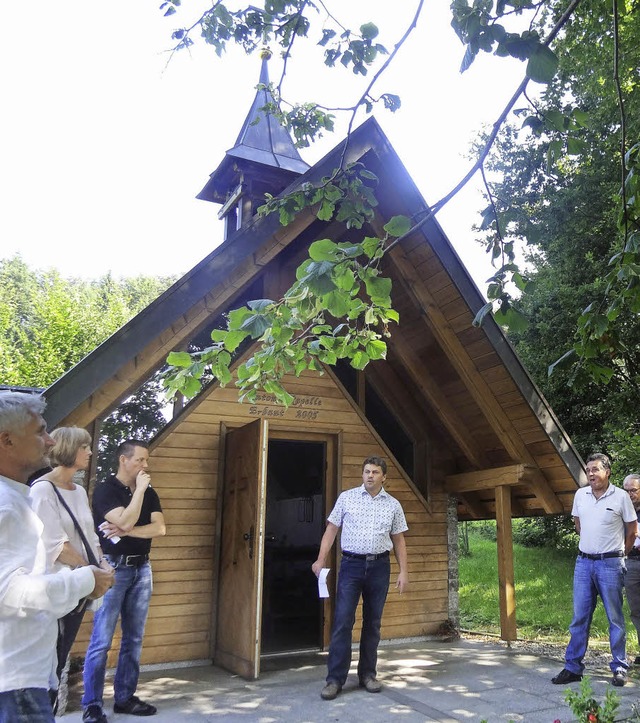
top-left (197, 48), bottom-right (310, 241)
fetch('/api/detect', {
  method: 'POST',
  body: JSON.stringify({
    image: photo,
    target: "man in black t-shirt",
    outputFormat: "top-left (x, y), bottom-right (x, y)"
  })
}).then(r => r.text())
top-left (81, 440), bottom-right (166, 723)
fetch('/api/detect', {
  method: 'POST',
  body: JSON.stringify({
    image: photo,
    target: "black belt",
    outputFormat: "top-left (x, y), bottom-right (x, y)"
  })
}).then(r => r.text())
top-left (578, 551), bottom-right (624, 560)
top-left (105, 554), bottom-right (149, 567)
top-left (342, 550), bottom-right (389, 561)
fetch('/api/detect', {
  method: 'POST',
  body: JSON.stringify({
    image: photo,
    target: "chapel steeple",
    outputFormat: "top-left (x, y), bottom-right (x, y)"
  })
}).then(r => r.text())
top-left (197, 48), bottom-right (310, 241)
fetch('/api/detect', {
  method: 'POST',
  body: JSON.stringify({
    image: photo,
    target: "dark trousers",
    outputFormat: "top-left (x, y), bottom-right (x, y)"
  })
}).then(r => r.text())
top-left (326, 554), bottom-right (390, 685)
top-left (56, 606), bottom-right (87, 683)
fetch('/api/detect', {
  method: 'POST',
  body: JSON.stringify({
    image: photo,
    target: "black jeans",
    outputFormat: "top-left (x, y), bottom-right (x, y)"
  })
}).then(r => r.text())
top-left (56, 605), bottom-right (87, 683)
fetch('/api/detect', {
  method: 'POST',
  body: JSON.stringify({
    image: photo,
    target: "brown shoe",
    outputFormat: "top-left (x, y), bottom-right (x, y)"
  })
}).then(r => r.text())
top-left (360, 677), bottom-right (382, 693)
top-left (321, 682), bottom-right (342, 700)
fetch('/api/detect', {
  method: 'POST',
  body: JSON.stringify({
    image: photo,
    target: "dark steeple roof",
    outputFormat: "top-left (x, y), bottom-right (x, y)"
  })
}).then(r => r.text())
top-left (197, 50), bottom-right (309, 204)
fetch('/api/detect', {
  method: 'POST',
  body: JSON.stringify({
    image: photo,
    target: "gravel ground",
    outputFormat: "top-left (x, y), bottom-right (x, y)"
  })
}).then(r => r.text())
top-left (461, 630), bottom-right (633, 674)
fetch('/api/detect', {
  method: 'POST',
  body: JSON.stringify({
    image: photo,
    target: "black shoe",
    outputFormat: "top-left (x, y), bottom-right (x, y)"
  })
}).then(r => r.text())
top-left (551, 668), bottom-right (583, 685)
top-left (113, 696), bottom-right (157, 716)
top-left (83, 705), bottom-right (108, 723)
top-left (612, 669), bottom-right (627, 687)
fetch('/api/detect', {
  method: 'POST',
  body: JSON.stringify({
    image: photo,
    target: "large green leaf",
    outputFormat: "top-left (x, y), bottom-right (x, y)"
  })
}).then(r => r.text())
top-left (383, 215), bottom-right (411, 238)
top-left (365, 274), bottom-right (392, 302)
top-left (526, 45), bottom-right (558, 84)
top-left (306, 273), bottom-right (337, 295)
top-left (351, 350), bottom-right (370, 370)
top-left (166, 351), bottom-right (193, 368)
top-left (240, 314), bottom-right (271, 337)
top-left (309, 238), bottom-right (340, 261)
top-left (365, 339), bottom-right (387, 360)
top-left (323, 290), bottom-right (351, 317)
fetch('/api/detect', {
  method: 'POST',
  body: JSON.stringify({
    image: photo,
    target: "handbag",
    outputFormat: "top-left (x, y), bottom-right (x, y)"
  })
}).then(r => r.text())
top-left (48, 481), bottom-right (101, 611)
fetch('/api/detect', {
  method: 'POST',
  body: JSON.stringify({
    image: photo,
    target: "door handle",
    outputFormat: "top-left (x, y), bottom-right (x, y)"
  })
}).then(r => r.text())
top-left (243, 525), bottom-right (255, 559)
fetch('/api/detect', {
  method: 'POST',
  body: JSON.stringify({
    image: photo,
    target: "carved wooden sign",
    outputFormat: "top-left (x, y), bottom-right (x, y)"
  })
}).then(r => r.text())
top-left (248, 393), bottom-right (323, 421)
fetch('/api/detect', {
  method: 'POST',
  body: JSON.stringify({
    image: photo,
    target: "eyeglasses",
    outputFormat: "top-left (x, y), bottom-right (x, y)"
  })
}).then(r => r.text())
top-left (626, 488), bottom-right (640, 495)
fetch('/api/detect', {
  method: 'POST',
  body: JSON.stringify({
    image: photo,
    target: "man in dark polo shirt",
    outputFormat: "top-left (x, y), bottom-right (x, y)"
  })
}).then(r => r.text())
top-left (81, 440), bottom-right (166, 723)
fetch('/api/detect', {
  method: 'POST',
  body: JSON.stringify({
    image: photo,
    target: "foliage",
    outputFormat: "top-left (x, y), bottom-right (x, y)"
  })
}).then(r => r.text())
top-left (564, 676), bottom-right (620, 723)
top-left (458, 530), bottom-right (637, 641)
top-left (0, 256), bottom-right (175, 388)
top-left (609, 427), bottom-right (640, 480)
top-left (0, 256), bottom-right (174, 478)
top-left (162, 165), bottom-right (405, 404)
top-left (159, 1), bottom-right (594, 401)
top-left (512, 515), bottom-right (578, 550)
top-left (477, 0), bottom-right (640, 390)
top-left (459, 520), bottom-right (471, 556)
top-left (96, 375), bottom-right (170, 480)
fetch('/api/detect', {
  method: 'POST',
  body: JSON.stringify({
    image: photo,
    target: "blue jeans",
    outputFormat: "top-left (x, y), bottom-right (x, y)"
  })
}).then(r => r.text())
top-left (565, 556), bottom-right (627, 674)
top-left (82, 561), bottom-right (153, 708)
top-left (0, 688), bottom-right (54, 723)
top-left (326, 554), bottom-right (390, 685)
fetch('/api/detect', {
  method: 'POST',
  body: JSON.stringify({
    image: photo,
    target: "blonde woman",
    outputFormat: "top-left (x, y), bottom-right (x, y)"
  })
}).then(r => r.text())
top-left (29, 427), bottom-right (111, 711)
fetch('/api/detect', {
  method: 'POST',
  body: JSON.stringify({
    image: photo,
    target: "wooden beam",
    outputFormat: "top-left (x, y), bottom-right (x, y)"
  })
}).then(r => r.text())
top-left (391, 338), bottom-right (487, 469)
top-left (447, 464), bottom-right (536, 494)
top-left (387, 243), bottom-right (563, 514)
top-left (356, 370), bottom-right (366, 410)
top-left (448, 465), bottom-right (549, 521)
top-left (365, 362), bottom-right (429, 440)
top-left (495, 485), bottom-right (517, 642)
top-left (458, 494), bottom-right (488, 520)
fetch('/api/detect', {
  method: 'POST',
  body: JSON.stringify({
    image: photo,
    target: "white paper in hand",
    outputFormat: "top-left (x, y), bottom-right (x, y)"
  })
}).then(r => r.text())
top-left (318, 568), bottom-right (330, 598)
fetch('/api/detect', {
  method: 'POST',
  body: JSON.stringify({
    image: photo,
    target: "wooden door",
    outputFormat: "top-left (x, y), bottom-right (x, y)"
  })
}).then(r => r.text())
top-left (215, 418), bottom-right (268, 679)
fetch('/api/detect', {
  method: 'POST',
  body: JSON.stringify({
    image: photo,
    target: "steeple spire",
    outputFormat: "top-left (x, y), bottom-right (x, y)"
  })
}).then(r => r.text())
top-left (197, 49), bottom-right (310, 240)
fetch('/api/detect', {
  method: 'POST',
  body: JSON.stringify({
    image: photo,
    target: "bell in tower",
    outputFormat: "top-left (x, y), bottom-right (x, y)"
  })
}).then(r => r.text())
top-left (197, 48), bottom-right (310, 241)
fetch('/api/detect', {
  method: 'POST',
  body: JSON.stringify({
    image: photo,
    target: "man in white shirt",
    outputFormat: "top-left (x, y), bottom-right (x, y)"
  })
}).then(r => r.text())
top-left (0, 392), bottom-right (113, 723)
top-left (312, 456), bottom-right (409, 701)
top-left (551, 453), bottom-right (637, 688)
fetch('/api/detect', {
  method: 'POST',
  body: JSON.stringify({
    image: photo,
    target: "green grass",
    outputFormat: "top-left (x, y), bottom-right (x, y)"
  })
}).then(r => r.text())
top-left (459, 533), bottom-right (638, 646)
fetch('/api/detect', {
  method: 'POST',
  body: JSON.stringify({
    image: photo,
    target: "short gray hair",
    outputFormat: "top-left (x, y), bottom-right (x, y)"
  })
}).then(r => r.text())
top-left (0, 392), bottom-right (46, 434)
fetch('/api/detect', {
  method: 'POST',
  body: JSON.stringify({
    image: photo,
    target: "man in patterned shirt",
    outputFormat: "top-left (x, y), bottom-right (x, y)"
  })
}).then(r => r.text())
top-left (311, 455), bottom-right (409, 701)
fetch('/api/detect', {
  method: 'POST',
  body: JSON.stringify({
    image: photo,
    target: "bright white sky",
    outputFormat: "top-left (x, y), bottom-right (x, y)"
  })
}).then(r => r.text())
top-left (0, 1), bottom-right (529, 291)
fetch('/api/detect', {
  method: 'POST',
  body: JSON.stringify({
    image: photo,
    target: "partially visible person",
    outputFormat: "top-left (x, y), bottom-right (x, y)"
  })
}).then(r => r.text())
top-left (30, 427), bottom-right (111, 714)
top-left (312, 456), bottom-right (409, 701)
top-left (0, 392), bottom-right (113, 723)
top-left (552, 453), bottom-right (637, 687)
top-left (82, 440), bottom-right (166, 723)
top-left (623, 473), bottom-right (640, 664)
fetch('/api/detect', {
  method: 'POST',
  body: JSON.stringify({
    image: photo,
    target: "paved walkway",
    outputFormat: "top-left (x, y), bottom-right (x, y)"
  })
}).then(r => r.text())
top-left (57, 638), bottom-right (640, 722)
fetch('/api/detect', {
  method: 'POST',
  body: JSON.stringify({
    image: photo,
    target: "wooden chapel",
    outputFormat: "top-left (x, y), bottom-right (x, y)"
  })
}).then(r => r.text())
top-left (43, 54), bottom-right (586, 679)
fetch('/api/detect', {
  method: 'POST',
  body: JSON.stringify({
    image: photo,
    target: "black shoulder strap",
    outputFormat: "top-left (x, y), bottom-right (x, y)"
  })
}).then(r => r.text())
top-left (49, 481), bottom-right (100, 567)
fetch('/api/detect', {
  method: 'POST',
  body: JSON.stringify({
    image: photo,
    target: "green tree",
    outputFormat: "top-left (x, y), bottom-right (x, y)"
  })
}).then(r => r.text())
top-left (475, 0), bottom-right (640, 457)
top-left (96, 375), bottom-right (170, 479)
top-left (161, 0), bottom-right (596, 403)
top-left (0, 255), bottom-right (175, 387)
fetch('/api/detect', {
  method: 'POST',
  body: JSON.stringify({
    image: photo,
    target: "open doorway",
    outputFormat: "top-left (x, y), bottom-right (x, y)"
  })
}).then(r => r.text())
top-left (261, 439), bottom-right (325, 654)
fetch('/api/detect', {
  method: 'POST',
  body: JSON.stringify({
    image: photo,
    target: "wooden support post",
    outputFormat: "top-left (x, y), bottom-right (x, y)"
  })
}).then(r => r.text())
top-left (495, 485), bottom-right (517, 642)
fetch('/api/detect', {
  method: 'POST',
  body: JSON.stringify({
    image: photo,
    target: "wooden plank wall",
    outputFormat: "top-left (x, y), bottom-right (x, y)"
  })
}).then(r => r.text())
top-left (72, 368), bottom-right (450, 665)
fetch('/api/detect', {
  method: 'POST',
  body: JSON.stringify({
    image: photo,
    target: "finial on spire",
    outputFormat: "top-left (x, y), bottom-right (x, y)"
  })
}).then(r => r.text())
top-left (259, 46), bottom-right (272, 61)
